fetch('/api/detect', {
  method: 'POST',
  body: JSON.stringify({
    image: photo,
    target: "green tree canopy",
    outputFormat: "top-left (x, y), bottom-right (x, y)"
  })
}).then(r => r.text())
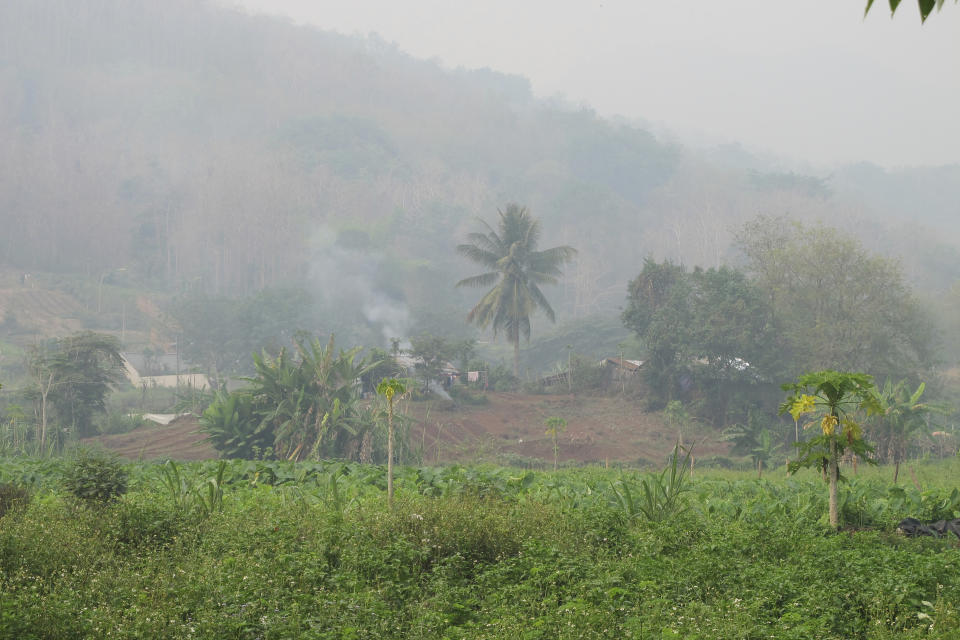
top-left (735, 216), bottom-right (934, 380)
top-left (169, 288), bottom-right (314, 385)
top-left (623, 259), bottom-right (779, 417)
top-left (456, 204), bottom-right (576, 377)
top-left (26, 331), bottom-right (125, 446)
top-left (407, 333), bottom-right (457, 389)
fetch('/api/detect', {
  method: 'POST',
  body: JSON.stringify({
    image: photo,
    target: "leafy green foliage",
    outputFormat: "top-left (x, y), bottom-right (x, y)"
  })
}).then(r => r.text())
top-left (62, 448), bottom-right (128, 504)
top-left (865, 0), bottom-right (955, 22)
top-left (0, 483), bottom-right (29, 518)
top-left (249, 335), bottom-right (377, 461)
top-left (722, 411), bottom-right (785, 478)
top-left (201, 335), bottom-right (378, 462)
top-left (870, 379), bottom-right (947, 482)
top-left (623, 260), bottom-right (777, 415)
top-left (457, 204), bottom-right (576, 377)
top-left (781, 370), bottom-right (879, 527)
top-left (157, 460), bottom-right (226, 518)
top-left (2, 456), bottom-right (960, 637)
top-left (200, 390), bottom-right (271, 460)
top-left (408, 333), bottom-right (458, 388)
top-left (0, 405), bottom-right (34, 456)
top-left (26, 331), bottom-right (126, 445)
top-left (610, 443), bottom-right (692, 522)
top-left (737, 216), bottom-right (934, 380)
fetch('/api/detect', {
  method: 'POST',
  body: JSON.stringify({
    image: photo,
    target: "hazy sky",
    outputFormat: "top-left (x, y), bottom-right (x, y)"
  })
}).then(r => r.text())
top-left (226, 0), bottom-right (959, 168)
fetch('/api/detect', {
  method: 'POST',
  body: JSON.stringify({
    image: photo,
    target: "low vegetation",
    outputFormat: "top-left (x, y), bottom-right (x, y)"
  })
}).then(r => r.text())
top-left (1, 455), bottom-right (959, 638)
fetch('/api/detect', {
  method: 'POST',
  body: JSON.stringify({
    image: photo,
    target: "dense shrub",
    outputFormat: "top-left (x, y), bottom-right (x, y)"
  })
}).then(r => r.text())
top-left (1, 458), bottom-right (959, 638)
top-left (0, 483), bottom-right (29, 518)
top-left (449, 385), bottom-right (490, 405)
top-left (97, 410), bottom-right (147, 435)
top-left (107, 494), bottom-right (194, 549)
top-left (62, 448), bottom-right (128, 504)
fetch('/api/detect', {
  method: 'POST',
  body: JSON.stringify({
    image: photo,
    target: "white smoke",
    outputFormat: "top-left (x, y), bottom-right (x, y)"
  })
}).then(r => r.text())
top-left (362, 293), bottom-right (410, 346)
top-left (308, 225), bottom-right (411, 346)
top-left (427, 379), bottom-right (452, 401)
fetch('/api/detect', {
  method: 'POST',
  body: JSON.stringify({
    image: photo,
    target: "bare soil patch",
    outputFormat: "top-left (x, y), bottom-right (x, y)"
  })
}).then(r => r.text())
top-left (84, 393), bottom-right (729, 466)
top-left (406, 392), bottom-right (728, 466)
top-left (84, 415), bottom-right (216, 461)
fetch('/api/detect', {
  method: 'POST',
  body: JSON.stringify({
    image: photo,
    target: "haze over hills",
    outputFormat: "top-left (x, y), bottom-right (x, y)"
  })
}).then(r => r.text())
top-left (1, 0), bottom-right (958, 368)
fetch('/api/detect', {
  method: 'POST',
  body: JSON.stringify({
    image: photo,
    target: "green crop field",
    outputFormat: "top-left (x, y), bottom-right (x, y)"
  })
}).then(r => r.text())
top-left (1, 455), bottom-right (959, 639)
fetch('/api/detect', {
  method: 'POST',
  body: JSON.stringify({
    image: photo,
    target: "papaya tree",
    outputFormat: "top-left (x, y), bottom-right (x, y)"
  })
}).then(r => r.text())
top-left (544, 416), bottom-right (567, 472)
top-left (377, 377), bottom-right (407, 509)
top-left (780, 370), bottom-right (879, 528)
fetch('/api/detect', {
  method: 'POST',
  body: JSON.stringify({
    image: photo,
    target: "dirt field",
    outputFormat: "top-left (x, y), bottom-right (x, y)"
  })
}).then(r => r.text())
top-left (406, 392), bottom-right (728, 466)
top-left (85, 392), bottom-right (727, 466)
top-left (85, 415), bottom-right (217, 461)
top-left (0, 288), bottom-right (85, 337)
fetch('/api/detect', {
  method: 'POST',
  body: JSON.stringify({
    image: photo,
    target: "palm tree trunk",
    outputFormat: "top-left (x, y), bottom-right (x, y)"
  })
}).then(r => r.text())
top-left (513, 335), bottom-right (520, 379)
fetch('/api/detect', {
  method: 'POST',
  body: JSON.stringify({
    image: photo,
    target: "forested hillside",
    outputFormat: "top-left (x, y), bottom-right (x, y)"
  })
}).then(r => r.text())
top-left (1, 0), bottom-right (958, 359)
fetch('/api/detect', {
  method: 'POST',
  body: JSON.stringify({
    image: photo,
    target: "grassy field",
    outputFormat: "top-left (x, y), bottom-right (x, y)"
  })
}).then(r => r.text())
top-left (1, 456), bottom-right (959, 639)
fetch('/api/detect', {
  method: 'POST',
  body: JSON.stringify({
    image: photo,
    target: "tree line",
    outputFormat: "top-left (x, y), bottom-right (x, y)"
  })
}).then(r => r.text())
top-left (0, 206), bottom-right (952, 475)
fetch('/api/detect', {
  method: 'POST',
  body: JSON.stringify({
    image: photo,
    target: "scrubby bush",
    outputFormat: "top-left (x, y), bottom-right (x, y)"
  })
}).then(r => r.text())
top-left (449, 385), bottom-right (489, 405)
top-left (98, 410), bottom-right (147, 435)
top-left (107, 495), bottom-right (192, 549)
top-left (0, 483), bottom-right (29, 518)
top-left (62, 448), bottom-right (128, 504)
top-left (520, 380), bottom-right (547, 394)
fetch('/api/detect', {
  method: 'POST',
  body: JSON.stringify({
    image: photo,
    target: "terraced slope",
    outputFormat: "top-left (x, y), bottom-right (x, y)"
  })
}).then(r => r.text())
top-left (0, 288), bottom-right (85, 336)
top-left (84, 416), bottom-right (216, 461)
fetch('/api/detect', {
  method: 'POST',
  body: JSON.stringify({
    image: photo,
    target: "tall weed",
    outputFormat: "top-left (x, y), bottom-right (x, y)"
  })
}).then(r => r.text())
top-left (157, 460), bottom-right (226, 518)
top-left (610, 443), bottom-right (691, 522)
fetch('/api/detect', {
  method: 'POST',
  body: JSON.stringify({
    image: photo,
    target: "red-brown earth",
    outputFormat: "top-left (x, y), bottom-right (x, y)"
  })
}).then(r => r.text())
top-left (85, 392), bottom-right (729, 466)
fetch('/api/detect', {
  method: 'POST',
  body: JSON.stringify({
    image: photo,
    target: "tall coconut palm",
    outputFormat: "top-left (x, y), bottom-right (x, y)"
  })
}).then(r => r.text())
top-left (456, 204), bottom-right (576, 377)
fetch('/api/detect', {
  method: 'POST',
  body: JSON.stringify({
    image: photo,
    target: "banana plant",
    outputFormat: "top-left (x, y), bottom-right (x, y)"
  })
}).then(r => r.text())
top-left (544, 416), bottom-right (567, 472)
top-left (200, 391), bottom-right (270, 459)
top-left (869, 379), bottom-right (945, 483)
top-left (227, 335), bottom-right (380, 461)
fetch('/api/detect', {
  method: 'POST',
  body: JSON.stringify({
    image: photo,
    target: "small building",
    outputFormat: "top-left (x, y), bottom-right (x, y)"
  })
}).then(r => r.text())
top-left (394, 354), bottom-right (460, 376)
top-left (121, 352), bottom-right (211, 391)
top-left (601, 357), bottom-right (643, 373)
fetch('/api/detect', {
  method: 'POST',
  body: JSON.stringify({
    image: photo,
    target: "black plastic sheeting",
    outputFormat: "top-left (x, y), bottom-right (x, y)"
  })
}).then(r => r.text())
top-left (896, 518), bottom-right (960, 539)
